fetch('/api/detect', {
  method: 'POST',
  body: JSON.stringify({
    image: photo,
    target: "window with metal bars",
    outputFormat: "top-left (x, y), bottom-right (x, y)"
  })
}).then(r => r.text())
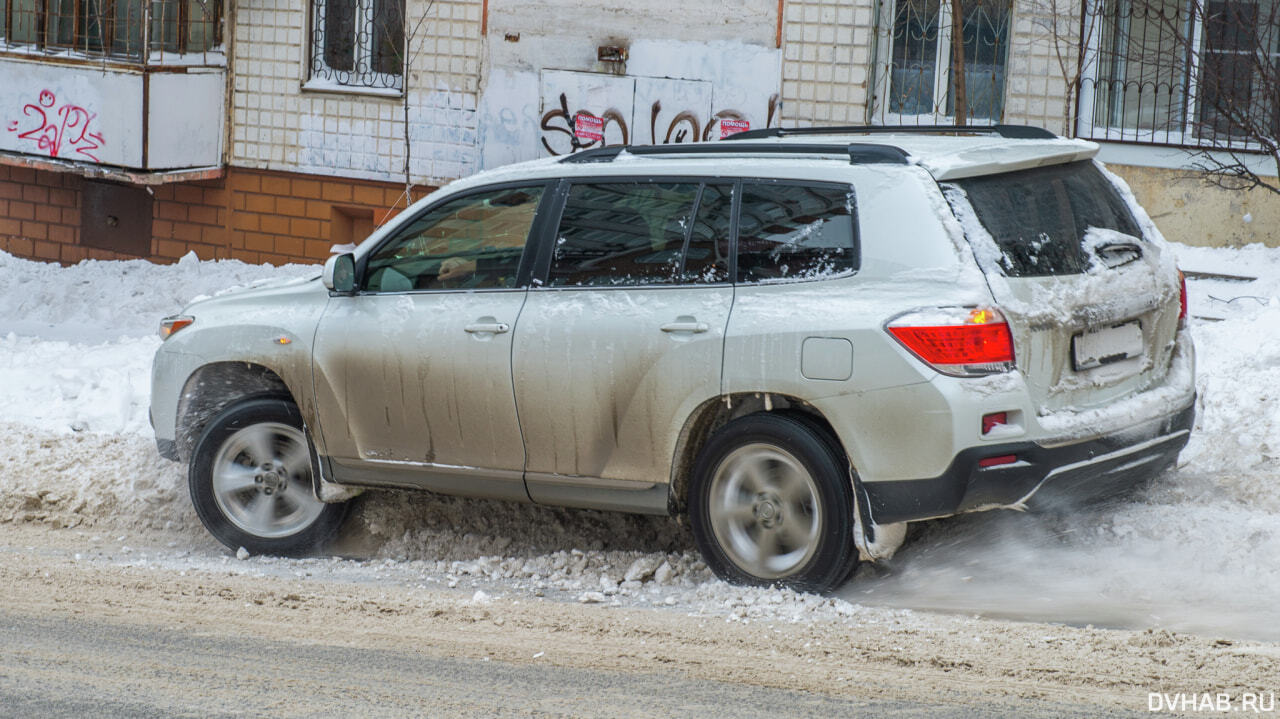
top-left (874, 0), bottom-right (1011, 124)
top-left (0, 0), bottom-right (221, 60)
top-left (309, 0), bottom-right (404, 91)
top-left (1078, 0), bottom-right (1280, 148)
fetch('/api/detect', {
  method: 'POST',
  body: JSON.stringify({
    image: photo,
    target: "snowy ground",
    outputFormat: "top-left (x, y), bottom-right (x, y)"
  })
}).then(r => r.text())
top-left (2, 243), bottom-right (1280, 641)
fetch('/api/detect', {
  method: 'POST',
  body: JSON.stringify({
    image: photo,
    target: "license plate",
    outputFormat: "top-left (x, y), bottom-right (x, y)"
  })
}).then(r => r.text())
top-left (1072, 320), bottom-right (1144, 370)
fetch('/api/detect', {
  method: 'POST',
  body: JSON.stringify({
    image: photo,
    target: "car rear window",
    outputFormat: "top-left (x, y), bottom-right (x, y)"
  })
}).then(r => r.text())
top-left (946, 161), bottom-right (1142, 277)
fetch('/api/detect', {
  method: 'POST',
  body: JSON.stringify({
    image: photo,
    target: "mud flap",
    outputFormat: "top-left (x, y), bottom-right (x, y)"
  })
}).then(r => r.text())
top-left (849, 464), bottom-right (907, 562)
top-left (306, 425), bottom-right (363, 503)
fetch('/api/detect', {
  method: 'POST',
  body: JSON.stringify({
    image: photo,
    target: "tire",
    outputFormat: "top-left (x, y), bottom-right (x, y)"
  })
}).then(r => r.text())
top-left (688, 413), bottom-right (858, 593)
top-left (188, 398), bottom-right (348, 556)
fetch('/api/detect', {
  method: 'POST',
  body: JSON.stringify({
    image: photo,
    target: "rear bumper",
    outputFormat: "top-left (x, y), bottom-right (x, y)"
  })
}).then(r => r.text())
top-left (862, 398), bottom-right (1195, 524)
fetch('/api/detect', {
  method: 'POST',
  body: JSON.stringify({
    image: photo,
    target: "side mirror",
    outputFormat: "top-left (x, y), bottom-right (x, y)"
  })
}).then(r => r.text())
top-left (322, 253), bottom-right (356, 294)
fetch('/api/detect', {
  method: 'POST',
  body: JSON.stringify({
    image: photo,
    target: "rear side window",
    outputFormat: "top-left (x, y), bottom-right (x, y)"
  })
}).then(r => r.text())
top-left (946, 161), bottom-right (1142, 277)
top-left (736, 182), bottom-right (858, 283)
top-left (547, 182), bottom-right (703, 287)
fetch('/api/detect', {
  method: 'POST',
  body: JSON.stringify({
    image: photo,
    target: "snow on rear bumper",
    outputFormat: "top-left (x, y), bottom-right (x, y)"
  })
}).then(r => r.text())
top-left (1031, 331), bottom-right (1195, 446)
top-left (860, 331), bottom-right (1196, 524)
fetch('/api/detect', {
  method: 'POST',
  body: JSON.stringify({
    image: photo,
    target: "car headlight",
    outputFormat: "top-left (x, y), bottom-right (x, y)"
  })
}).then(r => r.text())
top-left (159, 315), bottom-right (194, 340)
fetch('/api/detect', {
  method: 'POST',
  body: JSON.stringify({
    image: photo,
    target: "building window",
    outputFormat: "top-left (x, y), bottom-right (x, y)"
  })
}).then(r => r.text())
top-left (1079, 0), bottom-right (1280, 148)
top-left (0, 0), bottom-right (220, 60)
top-left (874, 0), bottom-right (1011, 124)
top-left (309, 0), bottom-right (404, 91)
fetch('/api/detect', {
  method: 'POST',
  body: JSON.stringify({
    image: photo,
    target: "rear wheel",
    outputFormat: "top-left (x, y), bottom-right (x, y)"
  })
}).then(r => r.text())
top-left (189, 398), bottom-right (347, 556)
top-left (689, 413), bottom-right (858, 593)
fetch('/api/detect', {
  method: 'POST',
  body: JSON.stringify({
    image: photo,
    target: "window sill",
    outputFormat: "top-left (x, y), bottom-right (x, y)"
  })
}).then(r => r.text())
top-left (1092, 141), bottom-right (1279, 175)
top-left (301, 78), bottom-right (403, 99)
top-left (0, 44), bottom-right (225, 68)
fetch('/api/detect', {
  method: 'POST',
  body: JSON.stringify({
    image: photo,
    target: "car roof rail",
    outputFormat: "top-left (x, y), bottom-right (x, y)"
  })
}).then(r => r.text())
top-left (558, 142), bottom-right (911, 165)
top-left (723, 124), bottom-right (1057, 141)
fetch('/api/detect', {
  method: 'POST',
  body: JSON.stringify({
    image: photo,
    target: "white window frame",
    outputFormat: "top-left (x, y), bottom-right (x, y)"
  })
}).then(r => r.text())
top-left (1077, 0), bottom-right (1279, 149)
top-left (871, 0), bottom-right (1007, 125)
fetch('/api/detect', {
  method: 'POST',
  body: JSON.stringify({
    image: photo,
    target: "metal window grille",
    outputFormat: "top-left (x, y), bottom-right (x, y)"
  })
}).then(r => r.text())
top-left (876, 0), bottom-right (1011, 124)
top-left (1077, 0), bottom-right (1280, 149)
top-left (0, 0), bottom-right (221, 60)
top-left (310, 0), bottom-right (404, 90)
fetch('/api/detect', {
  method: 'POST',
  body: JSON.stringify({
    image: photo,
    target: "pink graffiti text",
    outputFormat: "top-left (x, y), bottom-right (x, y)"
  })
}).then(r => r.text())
top-left (7, 89), bottom-right (104, 163)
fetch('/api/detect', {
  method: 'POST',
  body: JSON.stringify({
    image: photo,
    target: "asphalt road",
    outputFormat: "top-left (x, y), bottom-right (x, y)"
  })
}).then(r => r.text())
top-left (0, 609), bottom-right (1122, 718)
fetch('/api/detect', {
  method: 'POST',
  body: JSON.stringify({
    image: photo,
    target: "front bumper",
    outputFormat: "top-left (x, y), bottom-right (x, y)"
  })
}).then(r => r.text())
top-left (862, 398), bottom-right (1195, 524)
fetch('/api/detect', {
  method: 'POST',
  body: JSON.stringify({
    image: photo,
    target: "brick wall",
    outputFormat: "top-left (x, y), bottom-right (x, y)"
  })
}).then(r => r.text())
top-left (215, 169), bottom-right (424, 264)
top-left (0, 165), bottom-right (135, 264)
top-left (0, 165), bottom-right (428, 265)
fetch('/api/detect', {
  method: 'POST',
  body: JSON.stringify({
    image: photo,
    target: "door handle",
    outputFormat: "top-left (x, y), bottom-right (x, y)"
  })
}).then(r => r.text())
top-left (465, 322), bottom-right (510, 334)
top-left (660, 321), bottom-right (709, 334)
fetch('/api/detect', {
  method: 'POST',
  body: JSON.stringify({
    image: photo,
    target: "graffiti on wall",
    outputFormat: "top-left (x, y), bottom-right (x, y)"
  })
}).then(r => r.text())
top-left (538, 91), bottom-right (781, 156)
top-left (536, 70), bottom-right (780, 157)
top-left (541, 93), bottom-right (630, 154)
top-left (6, 89), bottom-right (104, 163)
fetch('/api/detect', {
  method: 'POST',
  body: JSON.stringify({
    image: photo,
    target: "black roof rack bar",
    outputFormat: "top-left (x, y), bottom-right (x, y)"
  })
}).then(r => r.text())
top-left (559, 142), bottom-right (910, 165)
top-left (559, 146), bottom-right (627, 163)
top-left (723, 124), bottom-right (1057, 141)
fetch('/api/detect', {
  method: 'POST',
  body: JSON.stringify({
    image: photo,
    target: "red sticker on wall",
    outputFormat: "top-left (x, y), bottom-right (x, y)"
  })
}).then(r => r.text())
top-left (574, 113), bottom-right (604, 142)
top-left (720, 119), bottom-right (750, 139)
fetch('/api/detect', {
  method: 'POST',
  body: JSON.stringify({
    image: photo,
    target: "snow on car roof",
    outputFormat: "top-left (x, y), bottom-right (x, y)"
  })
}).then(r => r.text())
top-left (653, 131), bottom-right (1100, 181)
top-left (460, 131), bottom-right (1098, 185)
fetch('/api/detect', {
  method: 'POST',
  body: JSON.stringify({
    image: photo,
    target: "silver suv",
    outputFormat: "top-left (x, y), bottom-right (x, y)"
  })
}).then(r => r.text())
top-left (151, 126), bottom-right (1195, 592)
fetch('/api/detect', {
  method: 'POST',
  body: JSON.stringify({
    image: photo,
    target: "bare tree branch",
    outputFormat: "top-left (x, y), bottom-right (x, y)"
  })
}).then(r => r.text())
top-left (1024, 0), bottom-right (1099, 136)
top-left (1131, 0), bottom-right (1280, 193)
top-left (379, 0), bottom-right (437, 221)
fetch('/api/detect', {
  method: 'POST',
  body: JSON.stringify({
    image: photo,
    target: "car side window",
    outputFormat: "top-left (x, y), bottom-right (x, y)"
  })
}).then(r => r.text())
top-left (736, 182), bottom-right (859, 283)
top-left (363, 186), bottom-right (543, 292)
top-left (548, 182), bottom-right (700, 287)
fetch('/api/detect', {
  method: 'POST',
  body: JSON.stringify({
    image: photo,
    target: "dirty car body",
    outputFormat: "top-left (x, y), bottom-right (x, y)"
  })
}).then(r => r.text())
top-left (151, 126), bottom-right (1195, 592)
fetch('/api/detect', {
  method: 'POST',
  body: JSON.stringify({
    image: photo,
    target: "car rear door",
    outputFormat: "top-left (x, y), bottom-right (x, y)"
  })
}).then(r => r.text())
top-left (943, 160), bottom-right (1183, 415)
top-left (512, 179), bottom-right (735, 512)
top-left (311, 183), bottom-right (552, 500)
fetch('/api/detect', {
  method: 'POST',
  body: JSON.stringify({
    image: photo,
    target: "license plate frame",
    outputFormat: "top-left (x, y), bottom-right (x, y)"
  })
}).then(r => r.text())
top-left (1072, 320), bottom-right (1144, 371)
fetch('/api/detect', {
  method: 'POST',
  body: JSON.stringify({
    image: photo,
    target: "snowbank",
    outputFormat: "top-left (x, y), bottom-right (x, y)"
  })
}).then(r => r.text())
top-left (0, 250), bottom-right (318, 342)
top-left (2, 244), bottom-right (1280, 637)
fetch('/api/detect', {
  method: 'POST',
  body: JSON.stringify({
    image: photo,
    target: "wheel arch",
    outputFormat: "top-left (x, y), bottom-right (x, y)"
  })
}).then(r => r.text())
top-left (667, 392), bottom-right (854, 516)
top-left (174, 361), bottom-right (298, 461)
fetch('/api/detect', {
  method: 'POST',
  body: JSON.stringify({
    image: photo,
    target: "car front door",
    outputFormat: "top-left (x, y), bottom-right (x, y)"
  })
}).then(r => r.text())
top-left (312, 183), bottom-right (551, 500)
top-left (512, 180), bottom-right (735, 512)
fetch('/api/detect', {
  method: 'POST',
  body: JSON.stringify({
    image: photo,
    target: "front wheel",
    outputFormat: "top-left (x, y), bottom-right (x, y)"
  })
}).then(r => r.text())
top-left (189, 398), bottom-right (347, 555)
top-left (688, 413), bottom-right (858, 593)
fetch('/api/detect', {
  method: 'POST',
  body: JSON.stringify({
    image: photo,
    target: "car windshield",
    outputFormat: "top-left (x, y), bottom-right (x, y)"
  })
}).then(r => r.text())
top-left (945, 161), bottom-right (1142, 277)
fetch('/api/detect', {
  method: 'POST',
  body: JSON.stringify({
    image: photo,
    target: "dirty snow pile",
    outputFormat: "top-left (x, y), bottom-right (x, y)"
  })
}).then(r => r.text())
top-left (3, 244), bottom-right (1280, 637)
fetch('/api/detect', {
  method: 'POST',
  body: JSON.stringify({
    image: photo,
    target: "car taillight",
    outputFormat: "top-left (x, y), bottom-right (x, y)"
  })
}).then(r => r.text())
top-left (981, 411), bottom-right (1008, 435)
top-left (160, 315), bottom-right (194, 340)
top-left (886, 307), bottom-right (1015, 377)
top-left (1178, 269), bottom-right (1187, 326)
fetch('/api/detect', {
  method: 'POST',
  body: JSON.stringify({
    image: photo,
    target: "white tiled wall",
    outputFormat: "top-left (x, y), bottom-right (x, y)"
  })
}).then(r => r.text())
top-left (1002, 0), bottom-right (1075, 135)
top-left (779, 0), bottom-right (1074, 134)
top-left (230, 0), bottom-right (482, 184)
top-left (780, 0), bottom-right (878, 126)
top-left (228, 0), bottom-right (1081, 185)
